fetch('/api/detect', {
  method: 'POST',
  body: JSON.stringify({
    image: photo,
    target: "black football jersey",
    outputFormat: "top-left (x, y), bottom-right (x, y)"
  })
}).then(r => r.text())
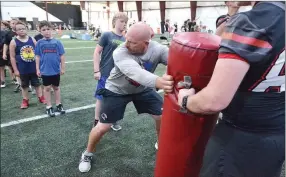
top-left (218, 2), bottom-right (285, 133)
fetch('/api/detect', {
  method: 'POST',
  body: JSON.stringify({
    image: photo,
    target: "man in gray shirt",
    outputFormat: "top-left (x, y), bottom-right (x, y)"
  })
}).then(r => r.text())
top-left (79, 23), bottom-right (173, 173)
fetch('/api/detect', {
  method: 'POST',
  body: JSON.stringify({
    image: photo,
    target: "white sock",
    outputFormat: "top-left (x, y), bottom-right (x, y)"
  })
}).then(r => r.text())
top-left (84, 150), bottom-right (93, 156)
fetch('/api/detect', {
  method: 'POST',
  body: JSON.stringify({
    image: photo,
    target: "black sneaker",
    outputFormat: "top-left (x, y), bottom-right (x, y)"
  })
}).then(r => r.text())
top-left (14, 84), bottom-right (21, 93)
top-left (12, 78), bottom-right (17, 85)
top-left (46, 107), bottom-right (55, 117)
top-left (56, 104), bottom-right (65, 114)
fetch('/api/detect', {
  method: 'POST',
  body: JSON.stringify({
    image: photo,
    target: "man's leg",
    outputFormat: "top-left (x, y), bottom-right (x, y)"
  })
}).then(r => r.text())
top-left (79, 89), bottom-right (130, 173)
top-left (133, 89), bottom-right (163, 150)
top-left (79, 122), bottom-right (112, 173)
top-left (152, 115), bottom-right (161, 150)
top-left (87, 122), bottom-right (112, 152)
top-left (151, 115), bottom-right (161, 138)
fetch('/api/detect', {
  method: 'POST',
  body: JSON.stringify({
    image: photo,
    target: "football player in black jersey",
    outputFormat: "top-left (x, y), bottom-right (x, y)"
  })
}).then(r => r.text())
top-left (163, 1), bottom-right (285, 176)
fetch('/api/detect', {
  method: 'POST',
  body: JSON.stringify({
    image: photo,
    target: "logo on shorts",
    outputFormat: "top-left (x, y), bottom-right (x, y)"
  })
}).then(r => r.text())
top-left (101, 113), bottom-right (107, 120)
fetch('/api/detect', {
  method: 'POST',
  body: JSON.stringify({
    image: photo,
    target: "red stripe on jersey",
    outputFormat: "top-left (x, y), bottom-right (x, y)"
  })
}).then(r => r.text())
top-left (219, 53), bottom-right (249, 63)
top-left (222, 32), bottom-right (272, 49)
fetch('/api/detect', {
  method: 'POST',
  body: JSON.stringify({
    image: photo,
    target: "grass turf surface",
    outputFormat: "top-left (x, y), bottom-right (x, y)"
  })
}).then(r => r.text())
top-left (1, 38), bottom-right (284, 177)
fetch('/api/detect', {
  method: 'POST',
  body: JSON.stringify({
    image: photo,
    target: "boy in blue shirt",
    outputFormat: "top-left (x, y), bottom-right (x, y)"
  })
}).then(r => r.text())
top-left (35, 21), bottom-right (66, 117)
top-left (93, 12), bottom-right (128, 131)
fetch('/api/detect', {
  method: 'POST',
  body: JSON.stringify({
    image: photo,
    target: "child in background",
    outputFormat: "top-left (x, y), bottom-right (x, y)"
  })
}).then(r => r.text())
top-left (35, 21), bottom-right (66, 117)
top-left (93, 12), bottom-right (128, 131)
top-left (9, 21), bottom-right (46, 108)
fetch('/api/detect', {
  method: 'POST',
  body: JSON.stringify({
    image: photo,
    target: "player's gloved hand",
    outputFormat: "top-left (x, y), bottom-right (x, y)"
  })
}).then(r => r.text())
top-left (156, 74), bottom-right (174, 93)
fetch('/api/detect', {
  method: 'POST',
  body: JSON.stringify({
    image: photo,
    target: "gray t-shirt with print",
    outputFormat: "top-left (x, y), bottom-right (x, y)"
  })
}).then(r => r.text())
top-left (105, 41), bottom-right (169, 95)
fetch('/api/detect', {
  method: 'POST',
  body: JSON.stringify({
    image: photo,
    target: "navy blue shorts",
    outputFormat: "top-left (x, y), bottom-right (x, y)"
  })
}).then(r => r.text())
top-left (94, 76), bottom-right (107, 100)
top-left (200, 120), bottom-right (285, 177)
top-left (20, 73), bottom-right (41, 88)
top-left (96, 88), bottom-right (163, 124)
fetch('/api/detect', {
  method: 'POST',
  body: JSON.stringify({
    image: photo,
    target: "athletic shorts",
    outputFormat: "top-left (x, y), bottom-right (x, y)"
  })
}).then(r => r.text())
top-left (94, 76), bottom-right (107, 100)
top-left (42, 74), bottom-right (60, 87)
top-left (96, 88), bottom-right (163, 124)
top-left (199, 120), bottom-right (285, 177)
top-left (20, 73), bottom-right (41, 88)
top-left (0, 58), bottom-right (8, 67)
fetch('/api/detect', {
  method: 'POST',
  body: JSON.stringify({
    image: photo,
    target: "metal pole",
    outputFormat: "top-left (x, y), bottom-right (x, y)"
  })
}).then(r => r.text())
top-left (87, 1), bottom-right (90, 30)
top-left (45, 2), bottom-right (48, 21)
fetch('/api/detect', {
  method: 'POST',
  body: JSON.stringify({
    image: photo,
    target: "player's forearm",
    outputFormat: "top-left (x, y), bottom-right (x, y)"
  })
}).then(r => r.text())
top-left (3, 45), bottom-right (8, 56)
top-left (35, 56), bottom-right (40, 71)
top-left (123, 66), bottom-right (159, 88)
top-left (60, 55), bottom-right (66, 71)
top-left (10, 56), bottom-right (18, 72)
top-left (187, 87), bottom-right (226, 114)
top-left (93, 52), bottom-right (100, 72)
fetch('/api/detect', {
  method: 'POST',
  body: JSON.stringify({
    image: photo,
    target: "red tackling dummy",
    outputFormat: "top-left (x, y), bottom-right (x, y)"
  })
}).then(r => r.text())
top-left (155, 32), bottom-right (221, 177)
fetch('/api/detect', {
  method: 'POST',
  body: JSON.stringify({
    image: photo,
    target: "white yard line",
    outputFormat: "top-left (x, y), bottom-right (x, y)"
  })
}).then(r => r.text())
top-left (65, 60), bottom-right (93, 64)
top-left (1, 90), bottom-right (164, 128)
top-left (65, 47), bottom-right (94, 50)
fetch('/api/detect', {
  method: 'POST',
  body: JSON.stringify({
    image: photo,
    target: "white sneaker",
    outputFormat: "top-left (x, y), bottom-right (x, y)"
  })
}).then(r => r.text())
top-left (78, 151), bottom-right (93, 173)
top-left (32, 88), bottom-right (36, 95)
top-left (1, 82), bottom-right (6, 88)
top-left (155, 141), bottom-right (158, 150)
top-left (111, 123), bottom-right (122, 131)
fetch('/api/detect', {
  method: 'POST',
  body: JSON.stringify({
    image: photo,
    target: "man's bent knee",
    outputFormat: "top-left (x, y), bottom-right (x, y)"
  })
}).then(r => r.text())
top-left (92, 122), bottom-right (112, 135)
top-left (151, 115), bottom-right (161, 120)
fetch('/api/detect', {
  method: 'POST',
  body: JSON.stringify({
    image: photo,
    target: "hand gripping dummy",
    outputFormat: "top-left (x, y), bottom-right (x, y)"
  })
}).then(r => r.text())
top-left (155, 32), bottom-right (221, 177)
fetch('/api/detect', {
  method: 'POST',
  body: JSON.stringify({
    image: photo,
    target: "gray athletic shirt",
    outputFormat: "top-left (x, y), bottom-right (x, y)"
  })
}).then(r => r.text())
top-left (105, 41), bottom-right (169, 94)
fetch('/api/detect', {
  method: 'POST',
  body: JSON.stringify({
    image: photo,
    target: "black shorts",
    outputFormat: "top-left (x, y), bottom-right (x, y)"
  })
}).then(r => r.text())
top-left (97, 88), bottom-right (163, 124)
top-left (0, 58), bottom-right (8, 67)
top-left (200, 120), bottom-right (285, 177)
top-left (20, 73), bottom-right (41, 88)
top-left (41, 74), bottom-right (60, 87)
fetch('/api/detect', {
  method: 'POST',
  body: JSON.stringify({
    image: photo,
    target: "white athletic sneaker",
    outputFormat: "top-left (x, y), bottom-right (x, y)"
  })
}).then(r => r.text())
top-left (111, 123), bottom-right (122, 131)
top-left (1, 81), bottom-right (6, 88)
top-left (155, 141), bottom-right (158, 150)
top-left (79, 151), bottom-right (93, 173)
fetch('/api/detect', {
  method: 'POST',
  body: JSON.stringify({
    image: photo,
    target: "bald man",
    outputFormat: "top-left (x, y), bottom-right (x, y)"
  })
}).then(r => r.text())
top-left (78, 23), bottom-right (173, 173)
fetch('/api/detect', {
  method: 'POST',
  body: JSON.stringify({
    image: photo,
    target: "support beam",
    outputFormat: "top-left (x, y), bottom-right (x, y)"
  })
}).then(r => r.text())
top-left (107, 1), bottom-right (110, 29)
top-left (136, 1), bottom-right (142, 21)
top-left (117, 1), bottom-right (123, 12)
top-left (80, 1), bottom-right (85, 10)
top-left (190, 1), bottom-right (197, 21)
top-left (45, 2), bottom-right (48, 21)
top-left (159, 1), bottom-right (166, 34)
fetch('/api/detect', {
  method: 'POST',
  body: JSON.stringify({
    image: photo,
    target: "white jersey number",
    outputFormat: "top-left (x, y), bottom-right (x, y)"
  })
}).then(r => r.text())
top-left (252, 50), bottom-right (285, 92)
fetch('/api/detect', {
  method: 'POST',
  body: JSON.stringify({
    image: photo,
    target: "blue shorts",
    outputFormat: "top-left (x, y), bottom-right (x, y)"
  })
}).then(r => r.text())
top-left (96, 88), bottom-right (163, 124)
top-left (94, 76), bottom-right (107, 100)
